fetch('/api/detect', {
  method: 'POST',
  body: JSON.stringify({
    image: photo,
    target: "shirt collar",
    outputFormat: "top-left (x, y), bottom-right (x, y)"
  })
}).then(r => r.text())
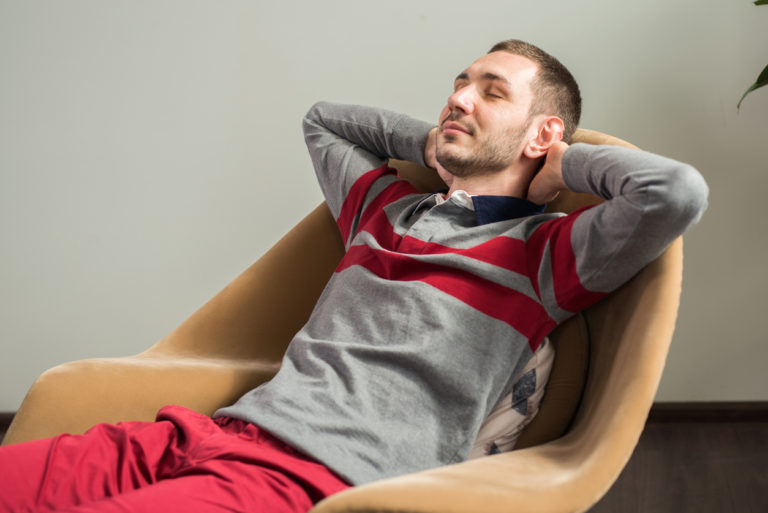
top-left (472, 195), bottom-right (546, 225)
top-left (433, 189), bottom-right (545, 225)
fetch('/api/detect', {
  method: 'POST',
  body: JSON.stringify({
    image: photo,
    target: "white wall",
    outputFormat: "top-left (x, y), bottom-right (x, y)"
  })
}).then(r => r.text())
top-left (1, 0), bottom-right (766, 411)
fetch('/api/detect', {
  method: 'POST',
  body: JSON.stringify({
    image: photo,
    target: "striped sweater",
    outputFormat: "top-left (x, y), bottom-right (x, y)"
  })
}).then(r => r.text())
top-left (215, 102), bottom-right (708, 485)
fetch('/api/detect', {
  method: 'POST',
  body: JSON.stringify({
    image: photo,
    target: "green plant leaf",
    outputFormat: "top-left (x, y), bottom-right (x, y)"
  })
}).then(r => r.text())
top-left (755, 0), bottom-right (768, 5)
top-left (738, 63), bottom-right (768, 110)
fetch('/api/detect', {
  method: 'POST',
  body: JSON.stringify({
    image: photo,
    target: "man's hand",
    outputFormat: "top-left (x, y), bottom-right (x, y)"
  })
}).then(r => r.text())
top-left (424, 127), bottom-right (439, 169)
top-left (425, 126), bottom-right (455, 189)
top-left (527, 141), bottom-right (569, 205)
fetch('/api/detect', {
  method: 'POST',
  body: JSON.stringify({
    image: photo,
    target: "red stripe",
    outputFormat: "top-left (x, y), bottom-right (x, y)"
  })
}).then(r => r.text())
top-left (526, 206), bottom-right (607, 313)
top-left (338, 245), bottom-right (556, 350)
top-left (336, 165), bottom-right (400, 244)
top-left (356, 179), bottom-right (420, 240)
top-left (356, 202), bottom-right (530, 276)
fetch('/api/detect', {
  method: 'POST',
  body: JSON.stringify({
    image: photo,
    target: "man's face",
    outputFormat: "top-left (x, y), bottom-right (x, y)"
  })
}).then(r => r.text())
top-left (436, 51), bottom-right (539, 178)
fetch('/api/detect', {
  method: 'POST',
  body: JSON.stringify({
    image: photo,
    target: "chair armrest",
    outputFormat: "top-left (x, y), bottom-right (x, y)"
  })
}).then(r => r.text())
top-left (2, 354), bottom-right (279, 445)
top-left (310, 437), bottom-right (612, 513)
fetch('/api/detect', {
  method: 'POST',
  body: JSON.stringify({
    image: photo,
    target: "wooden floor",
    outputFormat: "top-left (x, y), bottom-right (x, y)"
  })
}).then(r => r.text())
top-left (2, 411), bottom-right (767, 512)
top-left (590, 418), bottom-right (768, 512)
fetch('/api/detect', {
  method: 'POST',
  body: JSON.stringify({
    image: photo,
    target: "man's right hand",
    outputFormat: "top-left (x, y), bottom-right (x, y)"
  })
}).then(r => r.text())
top-left (424, 127), bottom-right (439, 169)
top-left (425, 127), bottom-right (455, 189)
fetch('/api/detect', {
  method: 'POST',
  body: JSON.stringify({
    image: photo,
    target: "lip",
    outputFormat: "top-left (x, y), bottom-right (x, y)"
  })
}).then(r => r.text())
top-left (442, 121), bottom-right (471, 136)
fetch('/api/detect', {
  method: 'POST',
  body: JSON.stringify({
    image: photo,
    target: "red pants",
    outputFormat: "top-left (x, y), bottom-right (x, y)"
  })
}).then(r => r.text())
top-left (0, 405), bottom-right (350, 513)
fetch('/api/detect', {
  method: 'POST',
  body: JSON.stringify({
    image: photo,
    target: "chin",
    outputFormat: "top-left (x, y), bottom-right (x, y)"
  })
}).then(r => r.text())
top-left (436, 154), bottom-right (472, 179)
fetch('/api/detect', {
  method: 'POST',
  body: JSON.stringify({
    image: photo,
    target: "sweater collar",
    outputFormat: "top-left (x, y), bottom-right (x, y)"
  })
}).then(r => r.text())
top-left (472, 195), bottom-right (546, 225)
top-left (433, 189), bottom-right (545, 225)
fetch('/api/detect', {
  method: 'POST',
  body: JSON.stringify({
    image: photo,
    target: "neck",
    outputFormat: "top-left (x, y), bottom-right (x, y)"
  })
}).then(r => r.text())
top-left (447, 163), bottom-right (537, 198)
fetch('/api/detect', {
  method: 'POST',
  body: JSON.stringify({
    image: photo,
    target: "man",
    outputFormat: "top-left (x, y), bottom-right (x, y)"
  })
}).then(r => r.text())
top-left (0, 40), bottom-right (708, 513)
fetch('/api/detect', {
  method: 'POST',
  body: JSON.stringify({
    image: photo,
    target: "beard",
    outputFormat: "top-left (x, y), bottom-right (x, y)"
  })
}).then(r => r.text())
top-left (436, 117), bottom-right (529, 178)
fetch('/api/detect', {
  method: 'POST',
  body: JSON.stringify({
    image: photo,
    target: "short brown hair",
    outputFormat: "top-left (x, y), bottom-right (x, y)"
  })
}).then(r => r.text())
top-left (489, 40), bottom-right (581, 142)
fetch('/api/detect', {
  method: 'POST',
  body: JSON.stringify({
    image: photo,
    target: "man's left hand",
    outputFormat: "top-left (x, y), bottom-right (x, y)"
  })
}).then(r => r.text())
top-left (527, 141), bottom-right (569, 205)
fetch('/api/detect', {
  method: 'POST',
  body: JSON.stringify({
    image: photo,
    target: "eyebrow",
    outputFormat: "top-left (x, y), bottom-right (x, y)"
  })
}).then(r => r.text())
top-left (454, 71), bottom-right (512, 89)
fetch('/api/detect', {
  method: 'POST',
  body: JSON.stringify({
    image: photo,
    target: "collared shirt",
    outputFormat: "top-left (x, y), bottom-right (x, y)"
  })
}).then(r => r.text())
top-left (433, 189), bottom-right (546, 225)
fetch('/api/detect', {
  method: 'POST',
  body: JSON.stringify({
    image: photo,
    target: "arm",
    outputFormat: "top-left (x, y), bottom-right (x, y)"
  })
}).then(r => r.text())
top-left (528, 142), bottom-right (708, 317)
top-left (302, 101), bottom-right (433, 219)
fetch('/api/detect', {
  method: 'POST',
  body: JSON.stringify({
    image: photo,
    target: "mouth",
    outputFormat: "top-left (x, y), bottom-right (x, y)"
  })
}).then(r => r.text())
top-left (441, 120), bottom-right (472, 136)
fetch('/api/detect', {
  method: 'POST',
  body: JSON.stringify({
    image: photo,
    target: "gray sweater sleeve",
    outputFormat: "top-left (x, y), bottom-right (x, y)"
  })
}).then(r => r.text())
top-left (559, 143), bottom-right (708, 297)
top-left (303, 101), bottom-right (433, 219)
top-left (302, 102), bottom-right (709, 309)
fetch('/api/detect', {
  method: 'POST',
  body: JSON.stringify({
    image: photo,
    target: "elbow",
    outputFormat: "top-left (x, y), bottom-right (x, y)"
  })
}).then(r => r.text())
top-left (302, 101), bottom-right (331, 135)
top-left (306, 100), bottom-right (329, 119)
top-left (661, 162), bottom-right (709, 230)
top-left (305, 101), bottom-right (338, 121)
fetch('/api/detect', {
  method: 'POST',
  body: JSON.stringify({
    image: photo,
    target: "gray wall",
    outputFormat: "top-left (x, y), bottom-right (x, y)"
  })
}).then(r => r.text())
top-left (1, 0), bottom-right (766, 411)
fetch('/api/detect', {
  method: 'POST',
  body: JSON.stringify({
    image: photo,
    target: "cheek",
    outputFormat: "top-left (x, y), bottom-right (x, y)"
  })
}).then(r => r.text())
top-left (486, 112), bottom-right (526, 139)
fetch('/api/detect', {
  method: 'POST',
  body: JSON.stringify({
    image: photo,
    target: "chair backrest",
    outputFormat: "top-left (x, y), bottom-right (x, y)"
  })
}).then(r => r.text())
top-left (151, 202), bottom-right (345, 363)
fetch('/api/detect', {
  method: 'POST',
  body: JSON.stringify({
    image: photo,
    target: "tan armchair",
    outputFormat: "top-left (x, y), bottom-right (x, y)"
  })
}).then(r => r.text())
top-left (3, 129), bottom-right (683, 513)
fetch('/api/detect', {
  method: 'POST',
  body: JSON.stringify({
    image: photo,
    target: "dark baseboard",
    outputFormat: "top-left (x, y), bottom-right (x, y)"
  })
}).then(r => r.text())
top-left (0, 412), bottom-right (14, 443)
top-left (0, 412), bottom-right (13, 429)
top-left (647, 401), bottom-right (768, 423)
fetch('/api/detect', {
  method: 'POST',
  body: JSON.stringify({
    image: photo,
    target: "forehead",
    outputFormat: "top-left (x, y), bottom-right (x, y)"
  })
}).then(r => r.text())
top-left (458, 51), bottom-right (539, 87)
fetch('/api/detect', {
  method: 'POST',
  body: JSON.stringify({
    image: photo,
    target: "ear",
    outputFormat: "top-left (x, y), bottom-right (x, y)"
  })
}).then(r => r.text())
top-left (523, 116), bottom-right (565, 159)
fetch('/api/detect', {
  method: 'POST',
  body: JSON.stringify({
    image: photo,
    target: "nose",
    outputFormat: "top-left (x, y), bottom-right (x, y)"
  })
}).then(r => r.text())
top-left (447, 85), bottom-right (476, 115)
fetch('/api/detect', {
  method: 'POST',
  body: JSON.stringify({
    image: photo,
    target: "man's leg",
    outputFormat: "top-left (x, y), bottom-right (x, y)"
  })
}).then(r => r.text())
top-left (0, 406), bottom-right (350, 513)
top-left (42, 445), bottom-right (340, 513)
top-left (0, 416), bottom-right (179, 512)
